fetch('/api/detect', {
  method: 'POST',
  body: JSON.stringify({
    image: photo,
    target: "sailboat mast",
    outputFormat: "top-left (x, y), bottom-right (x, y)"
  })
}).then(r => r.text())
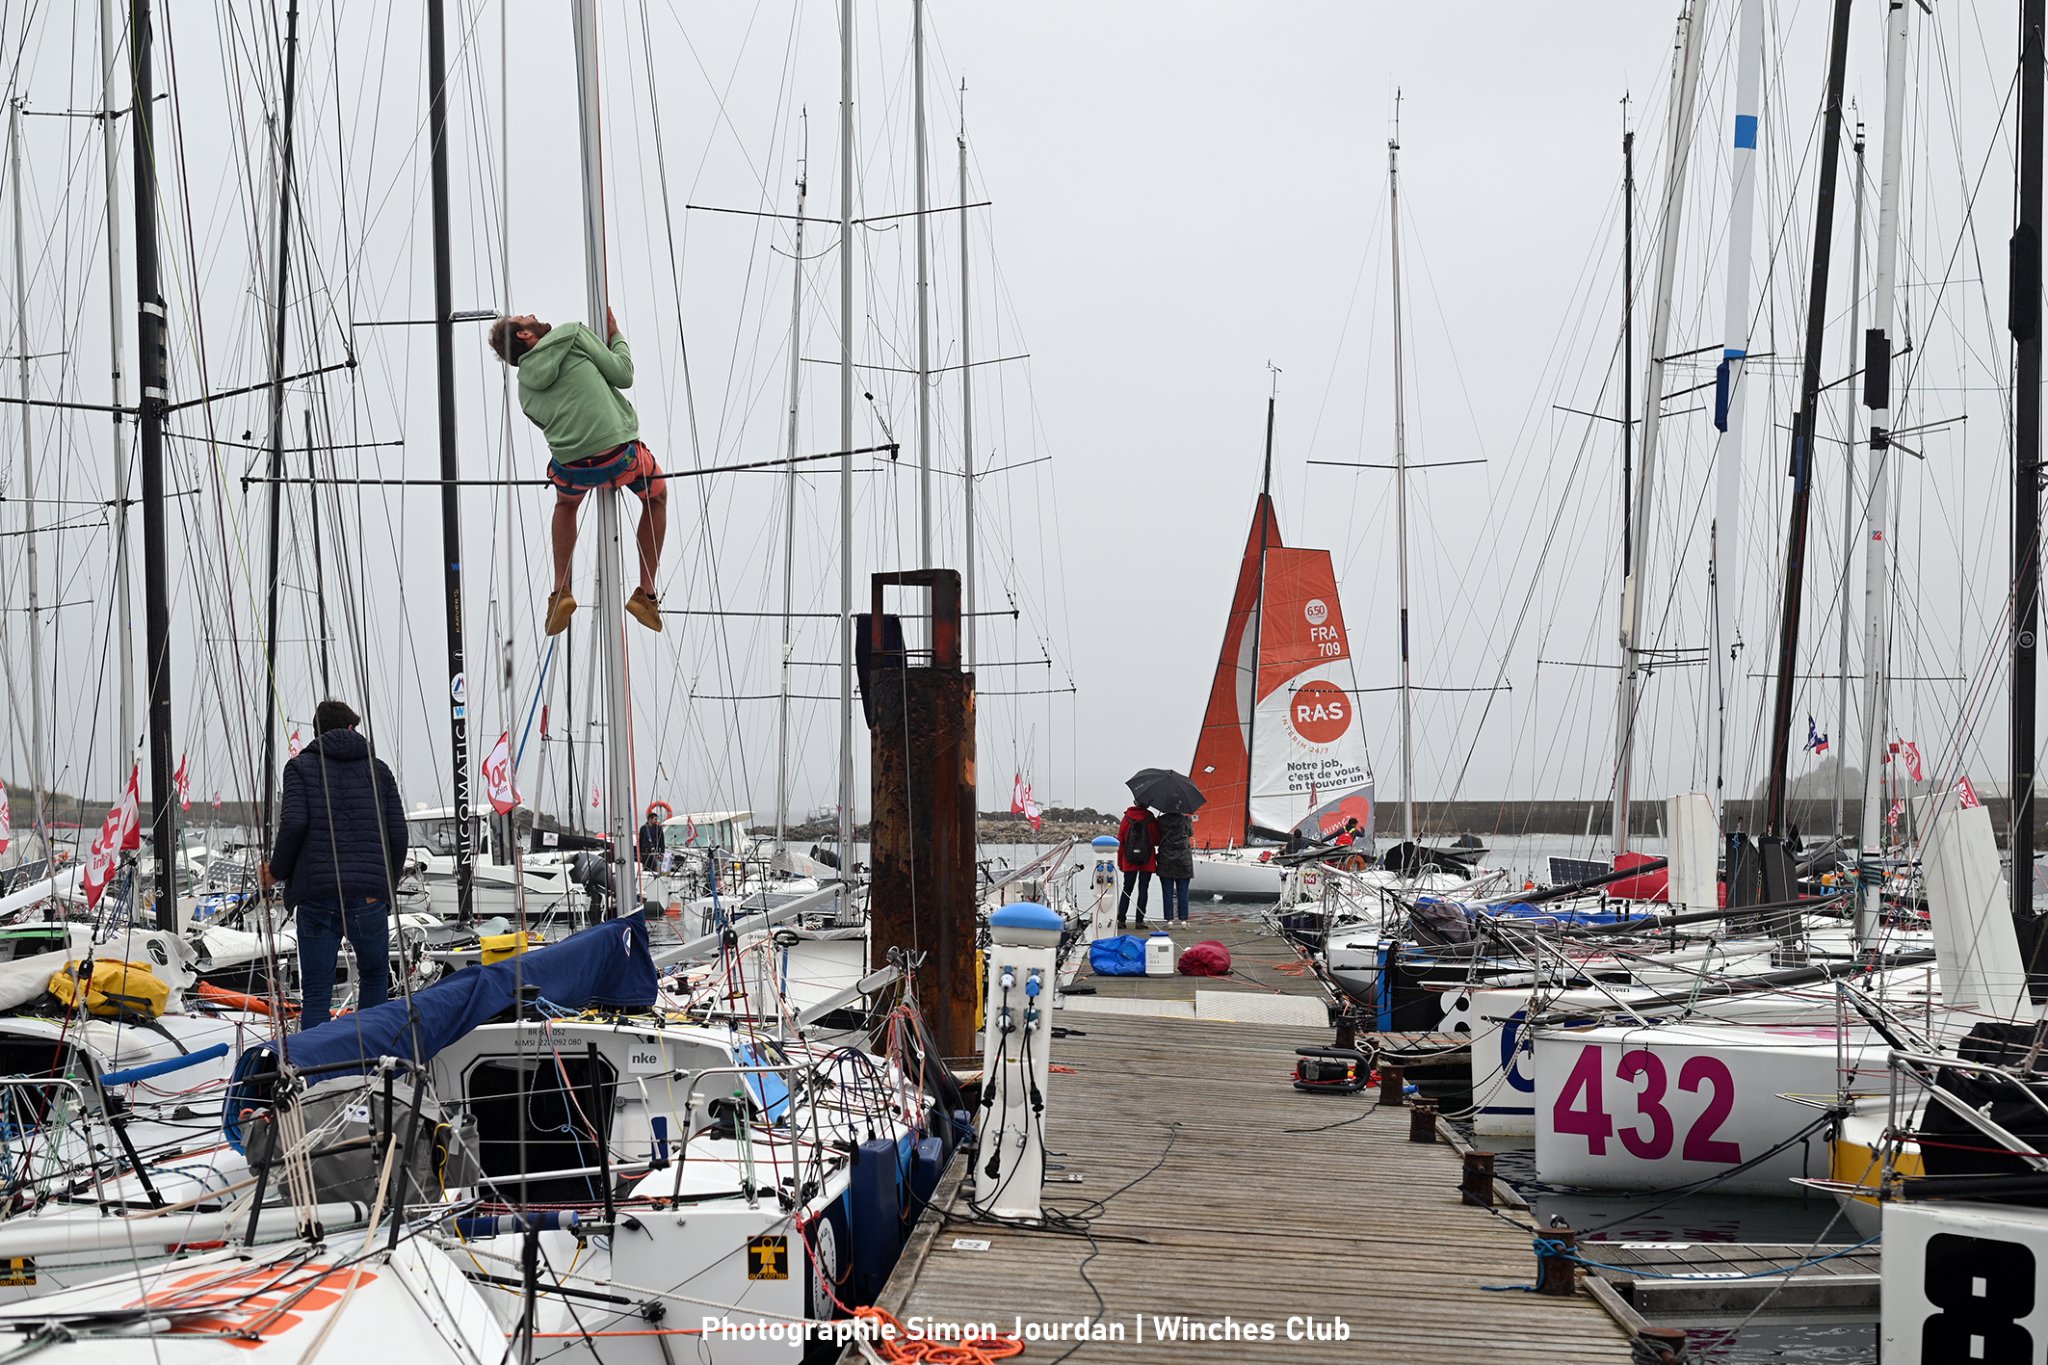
top-left (1622, 124), bottom-right (1633, 589)
top-left (1613, 2), bottom-right (1704, 857)
top-left (1856, 0), bottom-right (1910, 952)
top-left (2013, 0), bottom-right (2044, 937)
top-left (426, 0), bottom-right (475, 921)
top-left (306, 408), bottom-right (330, 692)
top-left (9, 101), bottom-right (45, 838)
top-left (98, 0), bottom-right (132, 775)
top-left (1388, 117), bottom-right (1414, 850)
top-left (260, 1), bottom-right (301, 853)
top-left (1835, 122), bottom-right (1865, 844)
top-left (1762, 0), bottom-right (1855, 837)
top-left (838, 0), bottom-right (855, 865)
top-left (913, 0), bottom-right (932, 569)
top-left (569, 0), bottom-right (639, 912)
top-left (1244, 387), bottom-right (1275, 846)
top-left (777, 127), bottom-right (808, 856)
top-left (959, 85), bottom-right (976, 671)
top-left (1712, 0), bottom-right (1764, 817)
top-left (131, 0), bottom-right (178, 923)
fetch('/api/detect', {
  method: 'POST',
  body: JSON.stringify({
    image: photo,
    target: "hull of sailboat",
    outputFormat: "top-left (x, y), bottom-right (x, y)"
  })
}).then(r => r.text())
top-left (1188, 849), bottom-right (1285, 899)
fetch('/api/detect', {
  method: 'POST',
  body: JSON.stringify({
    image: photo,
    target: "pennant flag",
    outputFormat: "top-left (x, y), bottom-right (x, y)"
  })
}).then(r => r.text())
top-left (1887, 798), bottom-right (1905, 828)
top-left (1010, 772), bottom-right (1029, 816)
top-left (591, 783), bottom-right (601, 810)
top-left (1901, 740), bottom-right (1924, 782)
top-left (1956, 775), bottom-right (1982, 810)
top-left (288, 729), bottom-right (303, 758)
top-left (685, 814), bottom-right (698, 844)
top-left (1804, 716), bottom-right (1829, 755)
top-left (481, 731), bottom-right (522, 815)
top-left (174, 753), bottom-right (190, 812)
top-left (81, 765), bottom-right (141, 910)
top-left (211, 790), bottom-right (223, 810)
top-left (0, 782), bottom-right (9, 855)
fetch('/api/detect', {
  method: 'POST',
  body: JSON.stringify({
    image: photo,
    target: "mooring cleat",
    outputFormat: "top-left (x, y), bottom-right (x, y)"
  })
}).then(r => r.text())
top-left (627, 587), bottom-right (663, 633)
top-left (545, 590), bottom-right (577, 636)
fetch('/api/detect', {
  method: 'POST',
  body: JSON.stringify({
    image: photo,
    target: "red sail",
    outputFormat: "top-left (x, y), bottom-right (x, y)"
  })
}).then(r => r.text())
top-left (1188, 495), bottom-right (1281, 847)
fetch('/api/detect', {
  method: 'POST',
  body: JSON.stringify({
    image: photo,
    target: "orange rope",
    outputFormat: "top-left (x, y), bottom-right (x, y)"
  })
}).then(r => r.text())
top-left (853, 1307), bottom-right (1025, 1362)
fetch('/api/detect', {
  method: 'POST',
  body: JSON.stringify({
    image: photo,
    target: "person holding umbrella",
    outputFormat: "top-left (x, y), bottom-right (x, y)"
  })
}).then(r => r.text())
top-left (1126, 769), bottom-right (1204, 925)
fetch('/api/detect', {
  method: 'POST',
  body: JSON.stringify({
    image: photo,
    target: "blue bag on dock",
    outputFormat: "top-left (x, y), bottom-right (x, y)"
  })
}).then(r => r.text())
top-left (1089, 934), bottom-right (1148, 977)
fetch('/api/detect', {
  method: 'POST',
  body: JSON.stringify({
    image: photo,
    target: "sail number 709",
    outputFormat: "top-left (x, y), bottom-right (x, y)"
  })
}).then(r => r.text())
top-left (1552, 1045), bottom-right (1741, 1163)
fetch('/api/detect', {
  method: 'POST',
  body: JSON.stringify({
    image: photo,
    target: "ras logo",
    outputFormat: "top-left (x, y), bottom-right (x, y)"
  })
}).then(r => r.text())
top-left (1304, 598), bottom-right (1330, 626)
top-left (1291, 680), bottom-right (1350, 744)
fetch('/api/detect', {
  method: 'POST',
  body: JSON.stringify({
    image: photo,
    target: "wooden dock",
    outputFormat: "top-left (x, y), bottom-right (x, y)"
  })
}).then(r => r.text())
top-left (863, 913), bottom-right (1636, 1362)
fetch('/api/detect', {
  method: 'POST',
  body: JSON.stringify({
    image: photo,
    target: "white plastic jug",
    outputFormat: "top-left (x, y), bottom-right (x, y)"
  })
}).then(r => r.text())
top-left (1144, 931), bottom-right (1177, 976)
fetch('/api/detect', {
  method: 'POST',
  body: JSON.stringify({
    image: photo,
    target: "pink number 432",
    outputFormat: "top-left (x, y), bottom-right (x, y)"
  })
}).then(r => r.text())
top-left (1553, 1045), bottom-right (1742, 1163)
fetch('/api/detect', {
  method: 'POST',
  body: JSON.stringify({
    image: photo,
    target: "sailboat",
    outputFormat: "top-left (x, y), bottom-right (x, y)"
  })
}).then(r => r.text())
top-left (1185, 421), bottom-right (1376, 899)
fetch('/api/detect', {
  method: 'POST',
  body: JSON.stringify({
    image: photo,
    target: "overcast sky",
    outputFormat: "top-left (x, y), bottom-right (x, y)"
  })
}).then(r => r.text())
top-left (0, 1), bottom-right (2033, 849)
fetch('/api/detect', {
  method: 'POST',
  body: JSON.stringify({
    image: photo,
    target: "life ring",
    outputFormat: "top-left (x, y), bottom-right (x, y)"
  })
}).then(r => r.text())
top-left (646, 800), bottom-right (674, 823)
top-left (1342, 854), bottom-right (1369, 874)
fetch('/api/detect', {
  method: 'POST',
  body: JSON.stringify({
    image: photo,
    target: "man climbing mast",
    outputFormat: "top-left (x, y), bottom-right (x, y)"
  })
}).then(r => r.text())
top-left (489, 306), bottom-right (667, 635)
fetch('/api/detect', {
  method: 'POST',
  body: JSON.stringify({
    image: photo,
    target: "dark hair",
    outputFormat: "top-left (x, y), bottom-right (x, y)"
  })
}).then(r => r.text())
top-left (313, 699), bottom-right (361, 734)
top-left (488, 316), bottom-right (531, 364)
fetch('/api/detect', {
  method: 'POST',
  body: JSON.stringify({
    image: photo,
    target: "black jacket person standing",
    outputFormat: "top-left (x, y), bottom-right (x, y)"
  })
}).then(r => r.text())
top-left (262, 700), bottom-right (408, 1027)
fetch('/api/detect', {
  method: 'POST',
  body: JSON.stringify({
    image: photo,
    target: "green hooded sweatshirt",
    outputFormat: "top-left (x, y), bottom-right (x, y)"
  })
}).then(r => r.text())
top-left (516, 321), bottom-right (639, 460)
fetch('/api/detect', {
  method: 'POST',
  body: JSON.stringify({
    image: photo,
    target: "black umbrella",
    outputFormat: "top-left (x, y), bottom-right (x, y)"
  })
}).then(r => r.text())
top-left (1127, 768), bottom-right (1206, 815)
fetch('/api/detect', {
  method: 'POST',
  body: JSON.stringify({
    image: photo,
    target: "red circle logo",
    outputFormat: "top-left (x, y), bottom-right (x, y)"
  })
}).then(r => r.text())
top-left (1290, 681), bottom-right (1351, 745)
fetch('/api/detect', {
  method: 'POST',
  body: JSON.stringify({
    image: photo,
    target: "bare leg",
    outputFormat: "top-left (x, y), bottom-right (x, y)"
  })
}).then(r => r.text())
top-left (635, 491), bottom-right (668, 594)
top-left (551, 497), bottom-right (580, 593)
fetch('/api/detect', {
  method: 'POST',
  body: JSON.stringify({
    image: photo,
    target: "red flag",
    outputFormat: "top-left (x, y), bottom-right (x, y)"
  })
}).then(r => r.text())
top-left (1010, 772), bottom-right (1028, 816)
top-left (1023, 786), bottom-right (1042, 833)
top-left (0, 782), bottom-right (9, 855)
top-left (81, 765), bottom-right (141, 910)
top-left (1901, 740), bottom-right (1924, 783)
top-left (482, 731), bottom-right (522, 815)
top-left (211, 790), bottom-right (222, 810)
top-left (685, 814), bottom-right (698, 844)
top-left (591, 783), bottom-right (601, 810)
top-left (1956, 775), bottom-right (1982, 810)
top-left (1887, 798), bottom-right (1905, 828)
top-left (174, 753), bottom-right (190, 812)
top-left (288, 729), bottom-right (303, 758)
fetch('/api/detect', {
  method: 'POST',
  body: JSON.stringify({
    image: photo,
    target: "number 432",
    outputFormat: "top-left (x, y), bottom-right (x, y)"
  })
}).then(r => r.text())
top-left (1553, 1046), bottom-right (1742, 1163)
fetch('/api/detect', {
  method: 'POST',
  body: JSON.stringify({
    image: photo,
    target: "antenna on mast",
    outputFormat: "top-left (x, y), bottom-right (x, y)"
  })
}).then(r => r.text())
top-left (1266, 359), bottom-right (1281, 399)
top-left (1391, 87), bottom-right (1402, 150)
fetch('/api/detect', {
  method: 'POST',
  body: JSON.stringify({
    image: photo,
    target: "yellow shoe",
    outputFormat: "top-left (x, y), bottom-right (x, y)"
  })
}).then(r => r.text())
top-left (545, 590), bottom-right (576, 636)
top-left (626, 587), bottom-right (664, 633)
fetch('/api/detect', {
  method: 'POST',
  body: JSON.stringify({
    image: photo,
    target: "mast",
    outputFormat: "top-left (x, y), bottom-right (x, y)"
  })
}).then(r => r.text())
top-left (1857, 0), bottom-right (1910, 952)
top-left (428, 0), bottom-right (475, 921)
top-left (2013, 0), bottom-right (2044, 942)
top-left (260, 1), bottom-right (301, 852)
top-left (569, 0), bottom-right (639, 912)
top-left (1835, 122), bottom-right (1865, 842)
top-left (1388, 110), bottom-right (1415, 850)
top-left (1762, 0), bottom-right (1855, 837)
top-left (913, 0), bottom-right (932, 569)
top-left (838, 0), bottom-right (855, 865)
top-left (1712, 0), bottom-right (1765, 818)
top-left (9, 100), bottom-right (45, 839)
top-left (959, 83), bottom-right (976, 670)
top-left (777, 120), bottom-right (808, 856)
top-left (1244, 382), bottom-right (1276, 845)
top-left (1614, 2), bottom-right (1704, 856)
top-left (1622, 123), bottom-right (1633, 603)
top-left (306, 408), bottom-right (330, 692)
top-left (99, 0), bottom-right (132, 777)
top-left (132, 0), bottom-right (178, 923)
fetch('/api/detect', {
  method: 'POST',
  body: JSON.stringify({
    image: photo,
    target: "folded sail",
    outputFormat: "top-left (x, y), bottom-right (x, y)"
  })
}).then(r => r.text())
top-left (1189, 497), bottom-right (1280, 846)
top-left (1249, 547), bottom-right (1374, 838)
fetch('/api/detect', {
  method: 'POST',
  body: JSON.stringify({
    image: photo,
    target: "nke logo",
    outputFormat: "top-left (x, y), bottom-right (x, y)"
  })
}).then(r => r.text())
top-left (1291, 681), bottom-right (1350, 744)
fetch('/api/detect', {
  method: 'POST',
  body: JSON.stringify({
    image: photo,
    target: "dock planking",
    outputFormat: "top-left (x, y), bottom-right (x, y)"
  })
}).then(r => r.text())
top-left (868, 913), bottom-right (1635, 1363)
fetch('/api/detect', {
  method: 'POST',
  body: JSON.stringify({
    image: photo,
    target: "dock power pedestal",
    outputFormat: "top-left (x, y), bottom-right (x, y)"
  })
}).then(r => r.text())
top-left (975, 901), bottom-right (1062, 1220)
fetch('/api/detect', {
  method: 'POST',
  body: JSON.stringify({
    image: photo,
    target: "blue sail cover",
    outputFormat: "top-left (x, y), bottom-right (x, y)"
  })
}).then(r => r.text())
top-left (224, 912), bottom-right (657, 1145)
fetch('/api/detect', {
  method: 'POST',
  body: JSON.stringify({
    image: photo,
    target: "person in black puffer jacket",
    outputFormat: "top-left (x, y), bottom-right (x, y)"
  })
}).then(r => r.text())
top-left (1154, 810), bottom-right (1195, 924)
top-left (262, 699), bottom-right (408, 1027)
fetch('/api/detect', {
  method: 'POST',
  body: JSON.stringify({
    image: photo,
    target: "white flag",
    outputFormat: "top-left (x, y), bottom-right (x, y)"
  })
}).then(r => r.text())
top-left (482, 732), bottom-right (522, 815)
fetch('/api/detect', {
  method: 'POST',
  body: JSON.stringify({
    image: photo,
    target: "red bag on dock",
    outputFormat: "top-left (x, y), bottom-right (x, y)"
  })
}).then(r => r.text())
top-left (1178, 940), bottom-right (1231, 976)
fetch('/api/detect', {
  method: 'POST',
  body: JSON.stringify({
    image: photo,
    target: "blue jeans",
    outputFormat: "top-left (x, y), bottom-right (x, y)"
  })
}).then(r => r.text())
top-left (297, 896), bottom-right (390, 1028)
top-left (1161, 877), bottom-right (1191, 921)
top-left (1118, 869), bottom-right (1152, 922)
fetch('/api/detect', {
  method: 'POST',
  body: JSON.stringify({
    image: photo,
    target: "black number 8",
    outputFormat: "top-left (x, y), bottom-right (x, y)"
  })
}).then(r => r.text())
top-left (1924, 1232), bottom-right (2034, 1363)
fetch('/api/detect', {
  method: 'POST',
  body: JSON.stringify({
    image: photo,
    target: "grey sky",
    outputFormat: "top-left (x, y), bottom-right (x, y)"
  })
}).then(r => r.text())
top-left (0, 1), bottom-right (2030, 848)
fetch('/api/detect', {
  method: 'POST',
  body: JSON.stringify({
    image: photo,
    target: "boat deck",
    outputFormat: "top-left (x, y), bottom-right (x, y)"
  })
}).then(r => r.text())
top-left (865, 911), bottom-right (1636, 1362)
